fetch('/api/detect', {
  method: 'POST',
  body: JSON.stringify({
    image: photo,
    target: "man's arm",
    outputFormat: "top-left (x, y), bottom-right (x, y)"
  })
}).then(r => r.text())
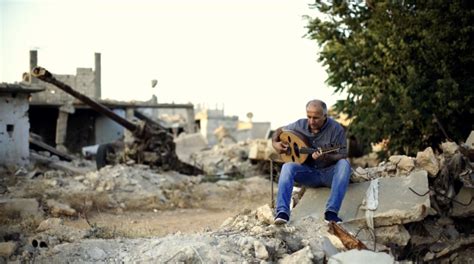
top-left (312, 122), bottom-right (348, 162)
top-left (271, 127), bottom-right (288, 154)
top-left (323, 123), bottom-right (348, 162)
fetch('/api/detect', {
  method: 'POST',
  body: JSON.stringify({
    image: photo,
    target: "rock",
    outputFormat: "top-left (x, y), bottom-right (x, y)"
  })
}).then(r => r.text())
top-left (0, 242), bottom-right (17, 258)
top-left (174, 133), bottom-right (208, 164)
top-left (416, 147), bottom-right (440, 177)
top-left (47, 199), bottom-right (77, 217)
top-left (352, 167), bottom-right (370, 183)
top-left (451, 187), bottom-right (474, 217)
top-left (253, 240), bottom-right (268, 260)
top-left (389, 155), bottom-right (416, 175)
top-left (88, 247), bottom-right (107, 260)
top-left (257, 204), bottom-right (273, 225)
top-left (279, 246), bottom-right (313, 264)
top-left (36, 218), bottom-right (64, 232)
top-left (440, 141), bottom-right (459, 155)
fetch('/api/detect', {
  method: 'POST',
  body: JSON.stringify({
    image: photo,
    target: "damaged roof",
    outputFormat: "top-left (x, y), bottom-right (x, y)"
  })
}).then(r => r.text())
top-left (0, 83), bottom-right (44, 94)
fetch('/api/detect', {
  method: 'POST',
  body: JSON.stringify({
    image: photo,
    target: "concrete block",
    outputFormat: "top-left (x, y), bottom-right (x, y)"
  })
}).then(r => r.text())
top-left (291, 170), bottom-right (430, 227)
top-left (451, 187), bottom-right (474, 217)
top-left (328, 249), bottom-right (394, 264)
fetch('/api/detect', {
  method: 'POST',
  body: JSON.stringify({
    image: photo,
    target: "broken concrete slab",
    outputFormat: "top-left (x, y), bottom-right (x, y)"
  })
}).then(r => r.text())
top-left (343, 224), bottom-right (411, 247)
top-left (279, 246), bottom-right (314, 264)
top-left (291, 170), bottom-right (430, 227)
top-left (451, 187), bottom-right (474, 217)
top-left (328, 249), bottom-right (394, 264)
top-left (30, 152), bottom-right (93, 175)
top-left (174, 132), bottom-right (208, 164)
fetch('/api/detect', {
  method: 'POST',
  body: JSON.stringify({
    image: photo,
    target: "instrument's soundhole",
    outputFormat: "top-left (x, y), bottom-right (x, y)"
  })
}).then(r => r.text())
top-left (287, 136), bottom-right (292, 143)
top-left (293, 142), bottom-right (300, 158)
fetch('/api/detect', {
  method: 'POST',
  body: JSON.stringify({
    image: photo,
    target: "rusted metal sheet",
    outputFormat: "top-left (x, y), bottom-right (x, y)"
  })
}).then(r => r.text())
top-left (328, 221), bottom-right (368, 250)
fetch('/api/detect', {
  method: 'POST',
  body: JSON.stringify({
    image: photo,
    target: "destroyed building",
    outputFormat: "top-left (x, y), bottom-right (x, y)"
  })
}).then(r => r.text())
top-left (195, 106), bottom-right (271, 146)
top-left (0, 83), bottom-right (43, 167)
top-left (2, 50), bottom-right (473, 263)
top-left (24, 50), bottom-right (195, 154)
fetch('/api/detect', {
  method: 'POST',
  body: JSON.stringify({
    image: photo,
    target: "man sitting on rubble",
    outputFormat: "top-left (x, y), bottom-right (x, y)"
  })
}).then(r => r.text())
top-left (271, 99), bottom-right (351, 224)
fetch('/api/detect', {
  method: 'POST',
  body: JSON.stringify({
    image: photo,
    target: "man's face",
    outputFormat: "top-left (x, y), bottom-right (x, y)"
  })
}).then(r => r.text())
top-left (306, 105), bottom-right (326, 132)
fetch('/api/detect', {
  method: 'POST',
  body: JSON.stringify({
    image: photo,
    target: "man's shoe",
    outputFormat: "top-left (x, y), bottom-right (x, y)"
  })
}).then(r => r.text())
top-left (324, 211), bottom-right (342, 224)
top-left (274, 212), bottom-right (289, 225)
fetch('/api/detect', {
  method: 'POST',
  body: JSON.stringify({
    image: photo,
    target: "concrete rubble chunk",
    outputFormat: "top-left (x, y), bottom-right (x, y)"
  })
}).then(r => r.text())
top-left (416, 147), bottom-right (440, 177)
top-left (278, 246), bottom-right (314, 264)
top-left (322, 236), bottom-right (340, 257)
top-left (440, 141), bottom-right (459, 155)
top-left (253, 240), bottom-right (269, 260)
top-left (451, 187), bottom-right (474, 217)
top-left (389, 155), bottom-right (415, 174)
top-left (343, 224), bottom-right (411, 247)
top-left (47, 199), bottom-right (77, 217)
top-left (36, 218), bottom-right (64, 232)
top-left (465, 130), bottom-right (474, 149)
top-left (174, 132), bottom-right (208, 164)
top-left (0, 241), bottom-right (18, 258)
top-left (256, 204), bottom-right (274, 225)
top-left (328, 249), bottom-right (394, 264)
top-left (352, 167), bottom-right (370, 183)
top-left (292, 170), bottom-right (430, 227)
top-left (248, 139), bottom-right (276, 161)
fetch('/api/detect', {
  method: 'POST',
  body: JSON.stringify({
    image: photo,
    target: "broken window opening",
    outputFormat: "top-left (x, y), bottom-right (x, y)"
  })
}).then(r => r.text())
top-left (7, 124), bottom-right (14, 137)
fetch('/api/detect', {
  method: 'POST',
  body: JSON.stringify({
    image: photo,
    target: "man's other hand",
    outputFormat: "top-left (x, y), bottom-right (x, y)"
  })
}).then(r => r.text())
top-left (273, 141), bottom-right (289, 154)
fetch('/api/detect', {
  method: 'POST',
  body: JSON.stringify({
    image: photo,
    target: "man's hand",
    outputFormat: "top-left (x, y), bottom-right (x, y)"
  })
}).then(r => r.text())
top-left (311, 149), bottom-right (323, 160)
top-left (272, 141), bottom-right (289, 154)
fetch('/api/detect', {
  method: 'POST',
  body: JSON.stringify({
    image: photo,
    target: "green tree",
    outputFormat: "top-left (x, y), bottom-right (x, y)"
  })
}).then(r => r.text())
top-left (306, 0), bottom-right (474, 156)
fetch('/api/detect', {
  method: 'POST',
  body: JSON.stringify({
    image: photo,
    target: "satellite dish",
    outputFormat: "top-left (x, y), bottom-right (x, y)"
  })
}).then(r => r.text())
top-left (151, 79), bottom-right (158, 88)
top-left (246, 112), bottom-right (253, 119)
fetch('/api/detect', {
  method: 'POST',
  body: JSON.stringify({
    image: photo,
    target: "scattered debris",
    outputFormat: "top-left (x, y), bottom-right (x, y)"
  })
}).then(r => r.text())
top-left (1, 137), bottom-right (473, 262)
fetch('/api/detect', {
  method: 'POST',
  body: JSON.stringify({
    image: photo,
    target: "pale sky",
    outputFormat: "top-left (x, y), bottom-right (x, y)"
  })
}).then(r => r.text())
top-left (0, 0), bottom-right (345, 129)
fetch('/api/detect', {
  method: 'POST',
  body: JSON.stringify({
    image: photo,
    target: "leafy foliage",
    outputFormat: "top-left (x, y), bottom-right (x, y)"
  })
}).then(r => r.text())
top-left (306, 0), bottom-right (474, 156)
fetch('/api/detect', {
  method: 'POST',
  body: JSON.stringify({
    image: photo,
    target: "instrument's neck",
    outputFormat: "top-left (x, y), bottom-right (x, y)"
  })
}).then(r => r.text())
top-left (300, 146), bottom-right (340, 154)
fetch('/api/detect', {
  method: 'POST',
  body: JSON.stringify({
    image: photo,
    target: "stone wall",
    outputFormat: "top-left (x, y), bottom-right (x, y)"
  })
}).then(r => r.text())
top-left (30, 69), bottom-right (97, 103)
top-left (0, 93), bottom-right (30, 166)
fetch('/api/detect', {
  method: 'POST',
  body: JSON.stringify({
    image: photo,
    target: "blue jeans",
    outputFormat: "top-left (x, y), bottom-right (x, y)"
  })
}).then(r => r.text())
top-left (276, 159), bottom-right (351, 218)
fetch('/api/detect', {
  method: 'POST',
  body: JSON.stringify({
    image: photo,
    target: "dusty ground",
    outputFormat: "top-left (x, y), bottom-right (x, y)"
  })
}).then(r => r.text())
top-left (65, 209), bottom-right (234, 238)
top-left (0, 162), bottom-right (274, 239)
top-left (65, 195), bottom-right (272, 238)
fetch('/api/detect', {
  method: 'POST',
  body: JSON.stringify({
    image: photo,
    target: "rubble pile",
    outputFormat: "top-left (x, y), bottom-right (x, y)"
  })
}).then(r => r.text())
top-left (324, 142), bottom-right (473, 262)
top-left (0, 139), bottom-right (473, 262)
top-left (0, 157), bottom-right (273, 262)
top-left (189, 140), bottom-right (265, 178)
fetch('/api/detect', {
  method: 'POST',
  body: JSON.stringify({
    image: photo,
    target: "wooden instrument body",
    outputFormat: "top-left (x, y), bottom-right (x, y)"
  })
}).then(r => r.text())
top-left (279, 130), bottom-right (342, 164)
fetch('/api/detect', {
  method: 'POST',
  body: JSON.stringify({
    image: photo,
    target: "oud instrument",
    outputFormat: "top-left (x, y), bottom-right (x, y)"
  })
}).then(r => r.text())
top-left (279, 130), bottom-right (344, 164)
